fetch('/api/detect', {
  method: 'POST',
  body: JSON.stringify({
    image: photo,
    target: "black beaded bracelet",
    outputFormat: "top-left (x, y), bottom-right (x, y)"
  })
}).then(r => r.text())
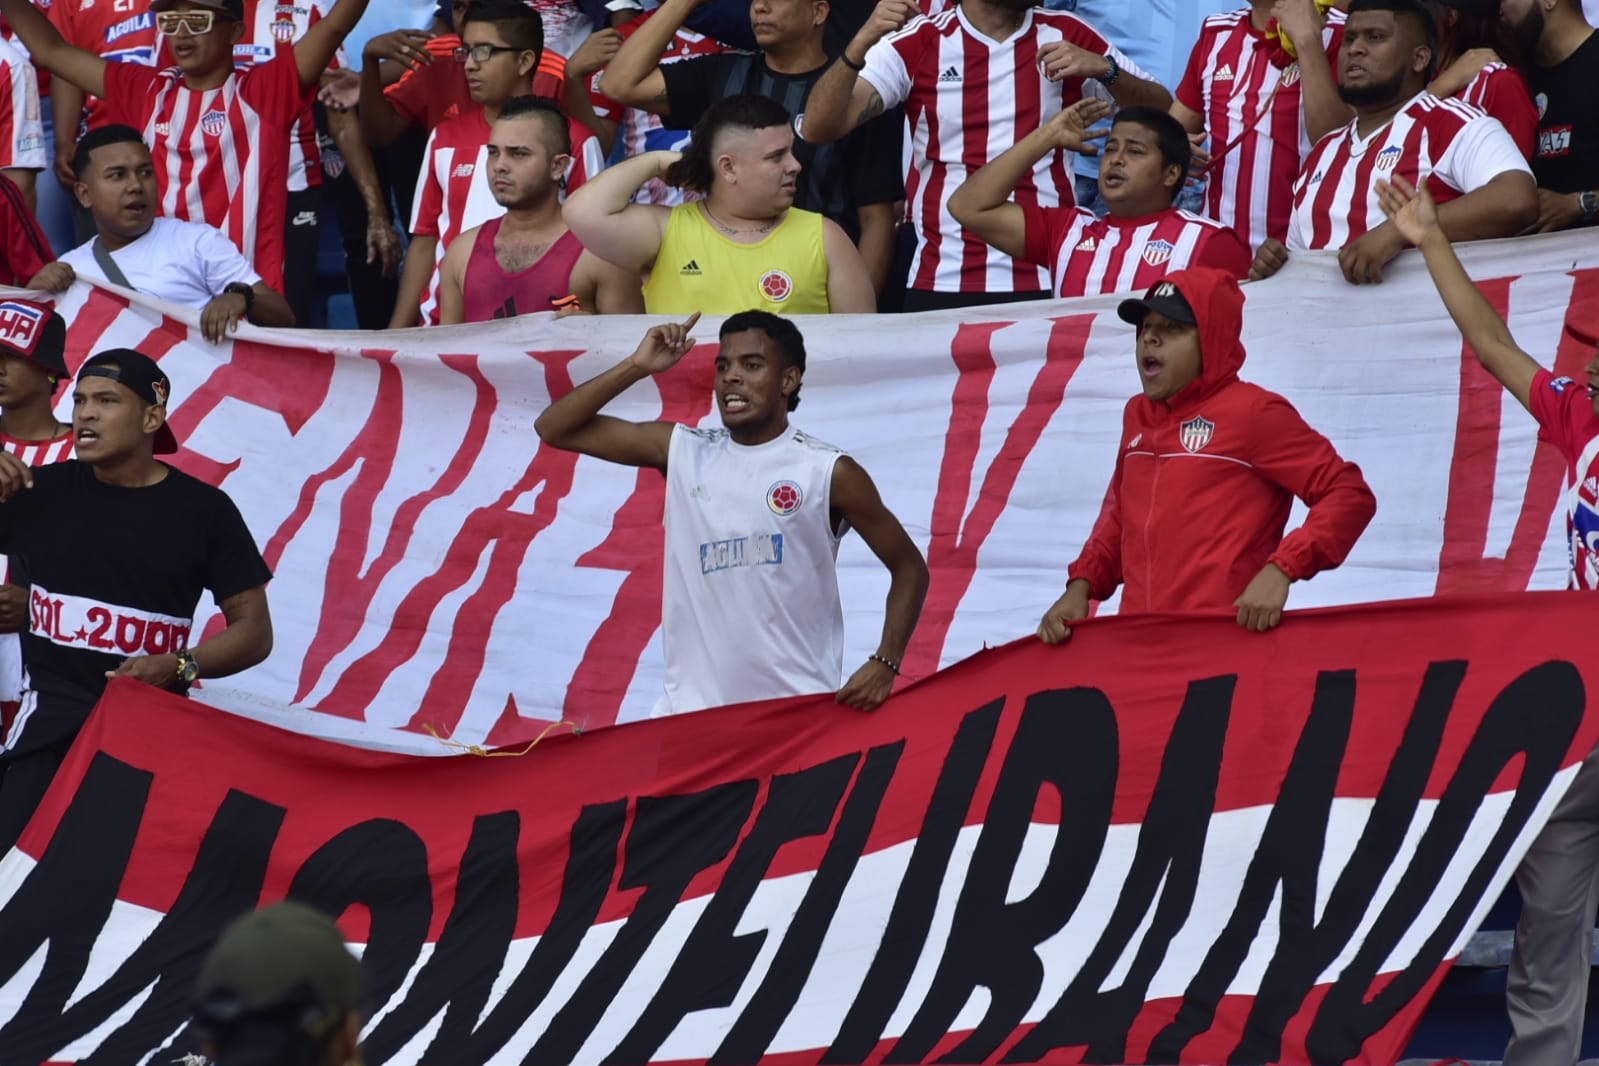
top-left (869, 654), bottom-right (901, 675)
top-left (840, 52), bottom-right (865, 72)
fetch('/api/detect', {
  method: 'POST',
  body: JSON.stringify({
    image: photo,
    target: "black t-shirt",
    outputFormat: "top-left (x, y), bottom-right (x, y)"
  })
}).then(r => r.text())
top-left (0, 461), bottom-right (272, 755)
top-left (1529, 31), bottom-right (1599, 198)
top-left (661, 53), bottom-right (905, 240)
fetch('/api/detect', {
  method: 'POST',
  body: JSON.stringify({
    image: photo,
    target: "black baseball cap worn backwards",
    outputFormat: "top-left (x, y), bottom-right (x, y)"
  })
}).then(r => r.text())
top-left (1117, 279), bottom-right (1198, 328)
top-left (79, 348), bottom-right (179, 454)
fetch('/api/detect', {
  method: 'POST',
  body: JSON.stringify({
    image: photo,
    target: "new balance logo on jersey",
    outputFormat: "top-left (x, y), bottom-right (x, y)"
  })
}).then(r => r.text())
top-left (1127, 433), bottom-right (1142, 450)
top-left (452, 162), bottom-right (476, 178)
top-left (1213, 64), bottom-right (1234, 82)
top-left (938, 65), bottom-right (961, 83)
top-left (681, 260), bottom-right (702, 276)
top-left (1075, 235), bottom-right (1096, 252)
top-left (1539, 126), bottom-right (1572, 158)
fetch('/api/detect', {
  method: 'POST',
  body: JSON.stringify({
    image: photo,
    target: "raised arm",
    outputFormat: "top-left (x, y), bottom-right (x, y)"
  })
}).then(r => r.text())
top-left (600, 0), bottom-right (699, 115)
top-left (1037, 41), bottom-right (1170, 110)
top-left (1378, 175), bottom-right (1539, 409)
top-left (1273, 0), bottom-right (1351, 141)
top-left (294, 0), bottom-right (371, 93)
top-left (949, 97), bottom-right (1109, 260)
top-left (561, 150), bottom-right (675, 273)
top-left (0, 0), bottom-right (105, 98)
top-left (565, 30), bottom-right (622, 154)
top-left (831, 456), bottom-right (928, 710)
top-left (533, 314), bottom-right (701, 469)
top-left (358, 30), bottom-right (434, 147)
top-left (799, 0), bottom-right (918, 145)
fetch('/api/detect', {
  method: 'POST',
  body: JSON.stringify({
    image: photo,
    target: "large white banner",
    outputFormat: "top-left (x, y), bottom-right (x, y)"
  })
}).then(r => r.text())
top-left (6, 230), bottom-right (1596, 750)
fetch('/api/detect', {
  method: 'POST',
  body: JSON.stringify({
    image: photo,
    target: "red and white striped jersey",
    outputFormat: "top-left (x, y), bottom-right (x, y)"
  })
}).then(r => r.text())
top-left (1176, 7), bottom-right (1344, 250)
top-left (1020, 203), bottom-right (1252, 297)
top-left (590, 11), bottom-right (724, 207)
top-left (0, 428), bottom-right (71, 705)
top-left (104, 53), bottom-right (310, 290)
top-left (408, 106), bottom-right (603, 325)
top-left (47, 0), bottom-right (159, 132)
top-left (1288, 92), bottom-right (1531, 251)
top-left (228, 0), bottom-right (346, 193)
top-left (857, 7), bottom-right (1146, 294)
top-left (0, 36), bottom-right (43, 170)
top-left (1456, 62), bottom-right (1537, 162)
top-left (0, 428), bottom-right (71, 467)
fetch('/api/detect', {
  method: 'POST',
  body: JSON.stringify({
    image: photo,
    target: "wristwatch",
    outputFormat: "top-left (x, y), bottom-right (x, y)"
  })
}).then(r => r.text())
top-left (175, 649), bottom-right (200, 685)
top-left (1095, 52), bottom-right (1120, 87)
top-left (1580, 191), bottom-right (1598, 224)
top-left (223, 281), bottom-right (256, 314)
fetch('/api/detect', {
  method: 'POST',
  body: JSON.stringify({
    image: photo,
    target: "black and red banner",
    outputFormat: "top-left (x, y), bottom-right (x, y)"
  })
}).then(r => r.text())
top-left (1, 592), bottom-right (1594, 1065)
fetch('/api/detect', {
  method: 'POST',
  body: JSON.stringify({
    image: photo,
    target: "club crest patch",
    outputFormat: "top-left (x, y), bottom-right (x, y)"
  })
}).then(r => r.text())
top-left (1180, 416), bottom-right (1215, 453)
top-left (766, 480), bottom-right (802, 515)
top-left (200, 109), bottom-right (228, 137)
top-left (1374, 145), bottom-right (1403, 172)
top-left (1141, 239), bottom-right (1174, 267)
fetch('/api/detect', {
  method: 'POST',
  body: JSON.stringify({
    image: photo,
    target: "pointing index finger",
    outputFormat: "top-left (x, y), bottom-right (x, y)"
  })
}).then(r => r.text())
top-left (680, 311), bottom-right (702, 333)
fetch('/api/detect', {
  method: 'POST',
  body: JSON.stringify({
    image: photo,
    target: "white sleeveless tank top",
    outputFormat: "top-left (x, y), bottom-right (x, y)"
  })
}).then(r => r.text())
top-left (658, 424), bottom-right (847, 716)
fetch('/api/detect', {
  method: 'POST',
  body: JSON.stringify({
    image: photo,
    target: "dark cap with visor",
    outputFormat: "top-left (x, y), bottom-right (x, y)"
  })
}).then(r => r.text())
top-left (79, 348), bottom-right (179, 454)
top-left (1117, 279), bottom-right (1197, 328)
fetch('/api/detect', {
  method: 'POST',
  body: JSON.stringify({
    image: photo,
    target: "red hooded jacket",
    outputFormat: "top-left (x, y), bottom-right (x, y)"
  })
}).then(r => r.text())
top-left (1067, 268), bottom-right (1376, 612)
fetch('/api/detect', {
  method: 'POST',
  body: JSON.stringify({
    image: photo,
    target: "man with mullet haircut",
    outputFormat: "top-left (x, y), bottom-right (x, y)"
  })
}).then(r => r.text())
top-left (563, 93), bottom-right (875, 314)
top-left (537, 311), bottom-right (927, 716)
top-left (0, 0), bottom-right (369, 291)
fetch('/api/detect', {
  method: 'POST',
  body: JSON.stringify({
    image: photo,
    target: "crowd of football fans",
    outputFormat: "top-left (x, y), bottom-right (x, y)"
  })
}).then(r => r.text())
top-left (0, 0), bottom-right (1592, 326)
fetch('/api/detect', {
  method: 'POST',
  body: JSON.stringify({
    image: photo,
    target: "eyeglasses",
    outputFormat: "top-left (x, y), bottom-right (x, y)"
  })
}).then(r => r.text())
top-left (453, 43), bottom-right (523, 64)
top-left (155, 10), bottom-right (223, 35)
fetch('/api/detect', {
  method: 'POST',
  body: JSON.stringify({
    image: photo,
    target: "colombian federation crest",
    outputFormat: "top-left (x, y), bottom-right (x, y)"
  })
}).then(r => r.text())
top-left (1374, 145), bottom-right (1403, 172)
top-left (766, 480), bottom-right (802, 516)
top-left (200, 109), bottom-right (228, 137)
top-left (1180, 416), bottom-right (1215, 453)
top-left (759, 270), bottom-right (793, 303)
top-left (1141, 239), bottom-right (1174, 267)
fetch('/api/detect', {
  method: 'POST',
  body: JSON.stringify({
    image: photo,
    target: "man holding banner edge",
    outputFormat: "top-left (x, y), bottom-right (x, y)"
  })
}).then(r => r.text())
top-left (535, 311), bottom-right (928, 715)
top-left (1039, 266), bottom-right (1376, 641)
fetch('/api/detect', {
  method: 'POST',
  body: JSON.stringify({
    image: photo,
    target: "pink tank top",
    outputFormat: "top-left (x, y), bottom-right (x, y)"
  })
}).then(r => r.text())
top-left (461, 219), bottom-right (585, 321)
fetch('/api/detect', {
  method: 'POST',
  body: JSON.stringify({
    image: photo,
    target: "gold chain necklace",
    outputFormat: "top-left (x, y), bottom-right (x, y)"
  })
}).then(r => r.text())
top-left (703, 203), bottom-right (779, 236)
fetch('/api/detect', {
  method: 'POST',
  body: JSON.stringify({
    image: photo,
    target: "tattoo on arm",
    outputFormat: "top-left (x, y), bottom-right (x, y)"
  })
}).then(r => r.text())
top-left (855, 87), bottom-right (885, 127)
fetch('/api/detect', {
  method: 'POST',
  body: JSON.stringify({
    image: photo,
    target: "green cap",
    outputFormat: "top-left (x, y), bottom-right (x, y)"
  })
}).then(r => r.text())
top-left (193, 902), bottom-right (362, 1062)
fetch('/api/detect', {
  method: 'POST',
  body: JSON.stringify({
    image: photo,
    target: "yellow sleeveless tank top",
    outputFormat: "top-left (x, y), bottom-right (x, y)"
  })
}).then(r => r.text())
top-left (643, 202), bottom-right (831, 315)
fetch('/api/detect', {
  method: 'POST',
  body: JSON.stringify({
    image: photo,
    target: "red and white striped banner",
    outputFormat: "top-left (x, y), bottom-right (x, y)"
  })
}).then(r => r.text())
top-left (4, 230), bottom-right (1595, 750)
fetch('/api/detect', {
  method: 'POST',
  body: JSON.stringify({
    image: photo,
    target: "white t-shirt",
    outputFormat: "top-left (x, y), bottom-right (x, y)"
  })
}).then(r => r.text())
top-left (60, 216), bottom-right (262, 308)
top-left (659, 424), bottom-right (847, 716)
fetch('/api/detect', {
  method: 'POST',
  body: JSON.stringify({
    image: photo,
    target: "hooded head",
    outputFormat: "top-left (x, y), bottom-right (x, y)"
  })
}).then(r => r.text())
top-left (1116, 267), bottom-right (1247, 407)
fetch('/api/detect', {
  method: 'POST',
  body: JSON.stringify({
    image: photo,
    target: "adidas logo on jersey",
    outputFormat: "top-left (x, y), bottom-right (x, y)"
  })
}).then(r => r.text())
top-left (1075, 235), bottom-right (1096, 252)
top-left (452, 163), bottom-right (476, 178)
top-left (938, 65), bottom-right (961, 83)
top-left (1213, 64), bottom-right (1234, 82)
top-left (681, 260), bottom-right (702, 276)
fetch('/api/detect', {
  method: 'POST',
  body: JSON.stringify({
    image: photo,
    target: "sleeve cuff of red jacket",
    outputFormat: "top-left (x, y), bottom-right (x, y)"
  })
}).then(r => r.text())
top-left (1266, 551), bottom-right (1305, 582)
